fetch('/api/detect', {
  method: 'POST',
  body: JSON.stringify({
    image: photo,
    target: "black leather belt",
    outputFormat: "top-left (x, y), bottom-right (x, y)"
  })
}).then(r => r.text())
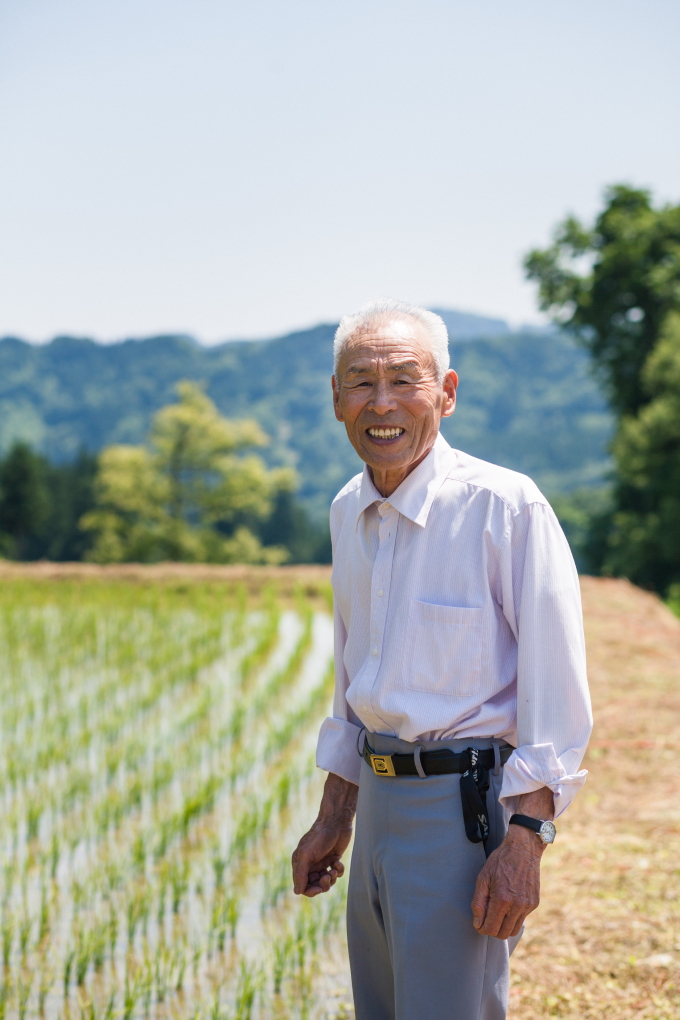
top-left (361, 736), bottom-right (512, 777)
top-left (360, 735), bottom-right (513, 854)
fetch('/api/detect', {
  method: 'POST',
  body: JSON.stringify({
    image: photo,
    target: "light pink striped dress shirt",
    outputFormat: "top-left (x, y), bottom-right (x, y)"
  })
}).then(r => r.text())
top-left (316, 432), bottom-right (593, 816)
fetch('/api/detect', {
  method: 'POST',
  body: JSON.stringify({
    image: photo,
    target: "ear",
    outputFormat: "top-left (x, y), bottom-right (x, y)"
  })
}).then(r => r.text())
top-left (440, 369), bottom-right (458, 419)
top-left (331, 375), bottom-right (345, 422)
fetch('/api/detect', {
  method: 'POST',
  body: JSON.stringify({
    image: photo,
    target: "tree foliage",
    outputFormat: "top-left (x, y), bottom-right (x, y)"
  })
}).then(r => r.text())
top-left (526, 185), bottom-right (680, 592)
top-left (0, 442), bottom-right (49, 558)
top-left (525, 184), bottom-right (680, 418)
top-left (81, 382), bottom-right (296, 564)
top-left (605, 312), bottom-right (680, 590)
top-left (0, 445), bottom-right (97, 561)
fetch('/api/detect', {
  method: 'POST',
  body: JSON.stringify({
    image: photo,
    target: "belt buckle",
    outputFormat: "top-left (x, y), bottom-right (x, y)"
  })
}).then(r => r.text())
top-left (369, 754), bottom-right (396, 777)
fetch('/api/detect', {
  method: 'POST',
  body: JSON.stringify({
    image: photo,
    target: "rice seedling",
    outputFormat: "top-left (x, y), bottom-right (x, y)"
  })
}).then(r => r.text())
top-left (16, 973), bottom-right (32, 1020)
top-left (2, 913), bottom-right (14, 968)
top-left (233, 961), bottom-right (262, 1020)
top-left (122, 965), bottom-right (142, 1020)
top-left (18, 915), bottom-right (31, 959)
top-left (74, 929), bottom-right (91, 986)
top-left (0, 577), bottom-right (349, 1018)
top-left (0, 981), bottom-right (9, 1020)
top-left (37, 959), bottom-right (53, 1015)
top-left (63, 948), bottom-right (75, 994)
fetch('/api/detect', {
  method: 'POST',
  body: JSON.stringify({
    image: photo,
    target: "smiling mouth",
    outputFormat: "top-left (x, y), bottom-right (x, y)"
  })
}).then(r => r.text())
top-left (366, 427), bottom-right (405, 440)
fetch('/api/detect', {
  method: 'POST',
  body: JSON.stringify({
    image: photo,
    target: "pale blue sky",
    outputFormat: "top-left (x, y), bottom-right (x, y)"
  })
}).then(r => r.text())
top-left (1, 0), bottom-right (678, 343)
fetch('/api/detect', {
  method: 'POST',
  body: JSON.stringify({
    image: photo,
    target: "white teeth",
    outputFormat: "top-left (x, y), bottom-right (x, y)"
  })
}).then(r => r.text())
top-left (367, 428), bottom-right (405, 438)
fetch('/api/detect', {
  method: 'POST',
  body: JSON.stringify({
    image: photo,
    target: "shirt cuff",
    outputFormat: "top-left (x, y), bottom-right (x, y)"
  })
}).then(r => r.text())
top-left (499, 743), bottom-right (588, 818)
top-left (316, 717), bottom-right (362, 786)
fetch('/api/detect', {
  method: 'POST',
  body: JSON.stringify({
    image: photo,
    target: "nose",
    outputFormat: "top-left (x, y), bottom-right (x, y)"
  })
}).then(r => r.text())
top-left (369, 378), bottom-right (397, 415)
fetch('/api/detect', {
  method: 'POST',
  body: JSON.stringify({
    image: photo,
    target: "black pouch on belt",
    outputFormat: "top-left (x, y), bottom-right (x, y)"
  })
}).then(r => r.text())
top-left (460, 747), bottom-right (491, 855)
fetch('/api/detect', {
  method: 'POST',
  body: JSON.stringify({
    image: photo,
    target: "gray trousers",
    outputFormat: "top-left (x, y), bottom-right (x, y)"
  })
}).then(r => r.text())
top-left (347, 734), bottom-right (521, 1020)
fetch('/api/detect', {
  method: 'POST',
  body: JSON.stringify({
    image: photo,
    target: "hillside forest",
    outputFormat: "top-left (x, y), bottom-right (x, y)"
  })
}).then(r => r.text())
top-left (0, 320), bottom-right (610, 566)
top-left (1, 184), bottom-right (679, 591)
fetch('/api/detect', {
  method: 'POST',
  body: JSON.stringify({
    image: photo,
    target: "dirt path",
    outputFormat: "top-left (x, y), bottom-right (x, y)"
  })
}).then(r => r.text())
top-left (0, 561), bottom-right (333, 602)
top-left (511, 577), bottom-right (680, 1019)
top-left (0, 560), bottom-right (332, 583)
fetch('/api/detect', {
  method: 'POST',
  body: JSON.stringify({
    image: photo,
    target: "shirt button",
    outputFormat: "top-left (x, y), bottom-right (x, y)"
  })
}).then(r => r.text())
top-left (377, 589), bottom-right (384, 597)
top-left (371, 647), bottom-right (378, 655)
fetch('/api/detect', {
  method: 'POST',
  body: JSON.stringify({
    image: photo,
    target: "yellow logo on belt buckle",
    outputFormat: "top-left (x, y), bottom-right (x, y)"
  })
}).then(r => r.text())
top-left (370, 754), bottom-right (396, 777)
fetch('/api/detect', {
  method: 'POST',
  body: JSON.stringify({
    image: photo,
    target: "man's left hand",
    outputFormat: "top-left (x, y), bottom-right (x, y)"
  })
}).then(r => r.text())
top-left (470, 826), bottom-right (544, 938)
top-left (471, 785), bottom-right (554, 939)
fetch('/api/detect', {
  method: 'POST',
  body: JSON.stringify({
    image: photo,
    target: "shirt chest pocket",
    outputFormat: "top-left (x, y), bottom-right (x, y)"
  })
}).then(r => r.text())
top-left (404, 600), bottom-right (483, 697)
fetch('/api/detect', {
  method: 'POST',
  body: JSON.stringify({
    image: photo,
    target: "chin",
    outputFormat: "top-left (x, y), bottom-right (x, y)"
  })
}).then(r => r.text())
top-left (363, 447), bottom-right (411, 467)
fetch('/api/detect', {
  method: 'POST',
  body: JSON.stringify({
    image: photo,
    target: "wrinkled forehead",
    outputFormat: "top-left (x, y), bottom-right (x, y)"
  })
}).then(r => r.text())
top-left (339, 316), bottom-right (435, 374)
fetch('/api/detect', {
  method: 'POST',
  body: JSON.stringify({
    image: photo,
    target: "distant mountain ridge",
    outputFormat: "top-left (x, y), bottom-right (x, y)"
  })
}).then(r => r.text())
top-left (0, 310), bottom-right (611, 520)
top-left (428, 308), bottom-right (511, 339)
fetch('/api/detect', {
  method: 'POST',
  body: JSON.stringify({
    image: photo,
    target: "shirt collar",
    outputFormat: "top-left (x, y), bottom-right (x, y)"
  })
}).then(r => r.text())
top-left (355, 432), bottom-right (456, 529)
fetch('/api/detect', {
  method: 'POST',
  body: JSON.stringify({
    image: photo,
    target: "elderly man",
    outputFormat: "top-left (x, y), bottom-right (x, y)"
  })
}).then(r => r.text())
top-left (292, 300), bottom-right (592, 1020)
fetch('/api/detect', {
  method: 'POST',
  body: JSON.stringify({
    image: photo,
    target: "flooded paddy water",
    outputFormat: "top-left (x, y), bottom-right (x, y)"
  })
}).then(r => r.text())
top-left (0, 578), bottom-right (353, 1019)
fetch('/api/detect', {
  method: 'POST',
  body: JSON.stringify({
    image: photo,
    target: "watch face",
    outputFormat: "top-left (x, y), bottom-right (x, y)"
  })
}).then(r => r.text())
top-left (539, 821), bottom-right (556, 844)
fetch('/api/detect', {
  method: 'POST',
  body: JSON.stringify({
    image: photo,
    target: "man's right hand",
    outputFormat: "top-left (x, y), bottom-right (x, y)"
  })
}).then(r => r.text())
top-left (292, 772), bottom-right (358, 897)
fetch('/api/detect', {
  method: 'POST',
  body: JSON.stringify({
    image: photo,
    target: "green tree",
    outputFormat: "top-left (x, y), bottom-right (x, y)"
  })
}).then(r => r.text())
top-left (525, 184), bottom-right (680, 417)
top-left (604, 312), bottom-right (680, 590)
top-left (0, 445), bottom-right (97, 562)
top-left (0, 442), bottom-right (50, 559)
top-left (82, 381), bottom-right (294, 564)
top-left (43, 452), bottom-right (97, 561)
top-left (258, 487), bottom-right (331, 563)
top-left (525, 185), bottom-right (680, 591)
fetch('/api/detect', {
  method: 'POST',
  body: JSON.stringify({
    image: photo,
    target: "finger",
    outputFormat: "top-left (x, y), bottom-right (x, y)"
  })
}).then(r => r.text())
top-left (310, 863), bottom-right (337, 884)
top-left (305, 868), bottom-right (343, 895)
top-left (314, 857), bottom-right (344, 888)
top-left (471, 874), bottom-right (490, 930)
top-left (302, 873), bottom-right (336, 897)
top-left (509, 917), bottom-right (524, 938)
top-left (494, 907), bottom-right (524, 941)
top-left (477, 897), bottom-right (509, 938)
top-left (302, 865), bottom-right (336, 896)
top-left (292, 848), bottom-right (313, 895)
top-left (319, 865), bottom-right (341, 888)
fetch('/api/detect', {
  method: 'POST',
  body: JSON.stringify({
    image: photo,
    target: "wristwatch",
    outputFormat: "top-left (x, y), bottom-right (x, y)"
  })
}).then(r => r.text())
top-left (509, 813), bottom-right (556, 845)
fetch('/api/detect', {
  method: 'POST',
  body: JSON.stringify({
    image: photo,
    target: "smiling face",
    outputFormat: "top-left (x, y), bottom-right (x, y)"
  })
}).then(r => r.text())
top-left (332, 316), bottom-right (458, 496)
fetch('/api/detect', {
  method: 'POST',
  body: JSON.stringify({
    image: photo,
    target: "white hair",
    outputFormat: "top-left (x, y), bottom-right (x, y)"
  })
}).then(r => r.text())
top-left (333, 299), bottom-right (450, 382)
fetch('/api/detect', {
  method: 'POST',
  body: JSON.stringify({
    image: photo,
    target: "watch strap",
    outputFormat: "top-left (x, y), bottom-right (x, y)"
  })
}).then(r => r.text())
top-left (509, 813), bottom-right (543, 834)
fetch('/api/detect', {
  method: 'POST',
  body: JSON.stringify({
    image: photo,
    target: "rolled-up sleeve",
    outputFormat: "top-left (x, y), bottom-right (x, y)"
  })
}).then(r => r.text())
top-left (316, 599), bottom-right (363, 786)
top-left (499, 502), bottom-right (593, 817)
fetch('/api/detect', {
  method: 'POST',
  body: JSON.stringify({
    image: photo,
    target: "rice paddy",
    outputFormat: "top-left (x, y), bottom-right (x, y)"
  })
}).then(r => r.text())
top-left (0, 575), bottom-right (352, 1020)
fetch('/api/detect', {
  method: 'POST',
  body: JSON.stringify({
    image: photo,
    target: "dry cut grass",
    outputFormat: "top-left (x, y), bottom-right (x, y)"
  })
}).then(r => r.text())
top-left (0, 561), bottom-right (333, 601)
top-left (511, 577), bottom-right (680, 1019)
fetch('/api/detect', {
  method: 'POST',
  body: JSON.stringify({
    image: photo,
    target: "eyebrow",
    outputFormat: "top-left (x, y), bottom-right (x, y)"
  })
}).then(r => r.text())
top-left (345, 360), bottom-right (421, 376)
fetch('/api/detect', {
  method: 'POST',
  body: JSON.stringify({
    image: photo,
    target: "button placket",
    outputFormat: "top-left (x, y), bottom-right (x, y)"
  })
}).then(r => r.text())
top-left (366, 505), bottom-right (397, 708)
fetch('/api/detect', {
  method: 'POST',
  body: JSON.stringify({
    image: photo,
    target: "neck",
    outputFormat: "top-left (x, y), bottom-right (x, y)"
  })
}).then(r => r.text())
top-left (369, 444), bottom-right (434, 497)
